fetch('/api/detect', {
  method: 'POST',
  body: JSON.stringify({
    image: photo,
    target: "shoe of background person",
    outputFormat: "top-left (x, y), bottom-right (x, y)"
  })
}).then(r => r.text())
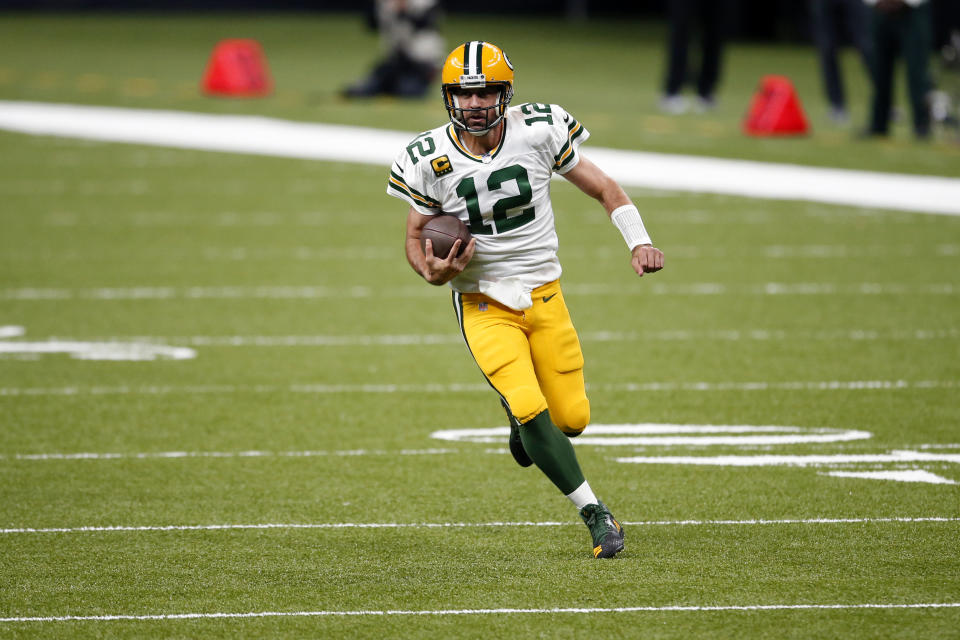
top-left (694, 95), bottom-right (717, 113)
top-left (828, 106), bottom-right (850, 125)
top-left (579, 501), bottom-right (625, 559)
top-left (659, 94), bottom-right (689, 115)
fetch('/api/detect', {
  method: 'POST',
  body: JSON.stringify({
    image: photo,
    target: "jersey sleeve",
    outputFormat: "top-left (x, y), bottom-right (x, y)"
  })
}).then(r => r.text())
top-left (548, 105), bottom-right (590, 175)
top-left (386, 141), bottom-right (443, 216)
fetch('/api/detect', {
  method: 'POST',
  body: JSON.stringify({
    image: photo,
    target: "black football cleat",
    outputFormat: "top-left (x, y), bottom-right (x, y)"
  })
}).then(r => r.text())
top-left (502, 401), bottom-right (532, 467)
top-left (579, 502), bottom-right (625, 559)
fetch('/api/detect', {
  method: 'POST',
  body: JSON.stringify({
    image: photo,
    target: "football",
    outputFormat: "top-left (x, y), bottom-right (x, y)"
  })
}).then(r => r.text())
top-left (420, 214), bottom-right (472, 259)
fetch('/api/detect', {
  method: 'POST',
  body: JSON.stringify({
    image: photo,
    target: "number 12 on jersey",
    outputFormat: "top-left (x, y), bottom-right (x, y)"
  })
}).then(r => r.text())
top-left (455, 164), bottom-right (535, 235)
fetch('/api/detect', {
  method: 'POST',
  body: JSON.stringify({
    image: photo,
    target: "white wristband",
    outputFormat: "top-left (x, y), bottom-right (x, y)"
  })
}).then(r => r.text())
top-left (610, 204), bottom-right (652, 250)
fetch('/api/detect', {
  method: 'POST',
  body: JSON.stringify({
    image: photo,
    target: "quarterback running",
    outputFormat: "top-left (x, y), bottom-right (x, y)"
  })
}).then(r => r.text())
top-left (387, 40), bottom-right (663, 559)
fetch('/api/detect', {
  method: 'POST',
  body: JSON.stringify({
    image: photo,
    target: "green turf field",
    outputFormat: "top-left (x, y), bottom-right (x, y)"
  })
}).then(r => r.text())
top-left (0, 12), bottom-right (959, 639)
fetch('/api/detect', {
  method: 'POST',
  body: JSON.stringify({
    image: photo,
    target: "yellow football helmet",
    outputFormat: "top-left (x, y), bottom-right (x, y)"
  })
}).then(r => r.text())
top-left (441, 41), bottom-right (515, 134)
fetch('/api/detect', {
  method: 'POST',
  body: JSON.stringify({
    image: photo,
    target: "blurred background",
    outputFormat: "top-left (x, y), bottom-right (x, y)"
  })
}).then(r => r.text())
top-left (2, 0), bottom-right (959, 45)
top-left (0, 0), bottom-right (958, 172)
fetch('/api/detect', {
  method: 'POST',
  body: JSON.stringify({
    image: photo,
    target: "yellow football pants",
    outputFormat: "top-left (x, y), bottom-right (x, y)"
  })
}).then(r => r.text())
top-left (453, 280), bottom-right (590, 434)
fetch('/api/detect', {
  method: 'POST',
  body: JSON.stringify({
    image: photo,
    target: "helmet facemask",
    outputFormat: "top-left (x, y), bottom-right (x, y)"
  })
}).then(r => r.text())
top-left (443, 81), bottom-right (514, 136)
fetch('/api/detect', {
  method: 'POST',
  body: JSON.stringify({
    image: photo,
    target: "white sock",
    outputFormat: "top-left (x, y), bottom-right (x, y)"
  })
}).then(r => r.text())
top-left (565, 480), bottom-right (599, 510)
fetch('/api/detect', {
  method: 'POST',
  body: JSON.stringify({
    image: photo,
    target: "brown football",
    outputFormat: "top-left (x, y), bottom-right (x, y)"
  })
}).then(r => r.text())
top-left (420, 214), bottom-right (472, 259)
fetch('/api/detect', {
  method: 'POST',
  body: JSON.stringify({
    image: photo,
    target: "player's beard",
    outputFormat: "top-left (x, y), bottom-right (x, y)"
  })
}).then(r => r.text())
top-left (453, 96), bottom-right (497, 136)
top-left (466, 112), bottom-right (491, 136)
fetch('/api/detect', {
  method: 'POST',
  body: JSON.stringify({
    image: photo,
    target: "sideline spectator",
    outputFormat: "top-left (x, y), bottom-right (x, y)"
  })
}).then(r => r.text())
top-left (660, 0), bottom-right (732, 114)
top-left (342, 0), bottom-right (443, 99)
top-left (863, 0), bottom-right (934, 138)
top-left (809, 0), bottom-right (875, 124)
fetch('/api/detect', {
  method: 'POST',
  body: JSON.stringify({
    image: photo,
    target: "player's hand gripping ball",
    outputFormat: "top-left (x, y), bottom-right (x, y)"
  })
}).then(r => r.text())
top-left (420, 214), bottom-right (472, 259)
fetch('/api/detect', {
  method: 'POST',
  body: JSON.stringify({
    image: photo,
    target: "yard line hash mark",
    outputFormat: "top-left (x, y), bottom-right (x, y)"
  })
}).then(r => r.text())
top-left (11, 328), bottom-right (960, 347)
top-left (1, 282), bottom-right (957, 301)
top-left (3, 516), bottom-right (957, 535)
top-left (4, 243), bottom-right (956, 261)
top-left (0, 448), bottom-right (456, 461)
top-left (2, 602), bottom-right (959, 623)
top-left (1, 380), bottom-right (957, 397)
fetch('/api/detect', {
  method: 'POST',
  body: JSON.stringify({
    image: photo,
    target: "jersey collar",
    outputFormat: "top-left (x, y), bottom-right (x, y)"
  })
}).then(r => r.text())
top-left (446, 121), bottom-right (507, 164)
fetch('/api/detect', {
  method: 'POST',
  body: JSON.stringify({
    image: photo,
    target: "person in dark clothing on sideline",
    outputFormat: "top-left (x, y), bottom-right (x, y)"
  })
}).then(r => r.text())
top-left (660, 0), bottom-right (732, 114)
top-left (809, 0), bottom-right (875, 124)
top-left (342, 0), bottom-right (443, 99)
top-left (863, 0), bottom-right (934, 138)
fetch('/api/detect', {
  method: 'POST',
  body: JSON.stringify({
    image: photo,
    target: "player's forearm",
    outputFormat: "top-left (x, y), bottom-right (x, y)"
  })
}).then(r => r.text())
top-left (406, 237), bottom-right (429, 279)
top-left (597, 177), bottom-right (632, 216)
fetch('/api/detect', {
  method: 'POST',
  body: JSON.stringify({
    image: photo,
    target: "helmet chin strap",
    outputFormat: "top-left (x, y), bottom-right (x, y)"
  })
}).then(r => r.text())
top-left (451, 91), bottom-right (500, 135)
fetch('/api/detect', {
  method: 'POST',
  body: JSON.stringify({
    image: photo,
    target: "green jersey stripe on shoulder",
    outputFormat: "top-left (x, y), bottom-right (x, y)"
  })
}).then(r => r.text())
top-left (555, 148), bottom-right (577, 170)
top-left (388, 176), bottom-right (441, 208)
top-left (568, 120), bottom-right (586, 142)
top-left (388, 170), bottom-right (441, 206)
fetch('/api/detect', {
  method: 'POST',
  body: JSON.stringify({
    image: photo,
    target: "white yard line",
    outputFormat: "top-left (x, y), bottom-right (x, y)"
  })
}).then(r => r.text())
top-left (2, 516), bottom-right (957, 535)
top-left (6, 328), bottom-right (957, 347)
top-left (4, 244), bottom-right (957, 259)
top-left (0, 379), bottom-right (955, 397)
top-left (824, 470), bottom-right (958, 484)
top-left (0, 101), bottom-right (958, 215)
top-left (617, 451), bottom-right (960, 466)
top-left (4, 601), bottom-right (960, 623)
top-left (2, 602), bottom-right (959, 623)
top-left (433, 424), bottom-right (874, 447)
top-left (0, 448), bottom-right (457, 461)
top-left (27, 209), bottom-right (931, 227)
top-left (0, 282), bottom-right (956, 301)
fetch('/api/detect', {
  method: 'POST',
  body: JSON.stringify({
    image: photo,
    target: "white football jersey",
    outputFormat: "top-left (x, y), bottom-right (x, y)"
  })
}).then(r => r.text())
top-left (388, 103), bottom-right (590, 298)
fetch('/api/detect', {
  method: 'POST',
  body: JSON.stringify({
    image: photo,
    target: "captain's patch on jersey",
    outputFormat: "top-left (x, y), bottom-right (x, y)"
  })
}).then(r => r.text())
top-left (431, 155), bottom-right (453, 177)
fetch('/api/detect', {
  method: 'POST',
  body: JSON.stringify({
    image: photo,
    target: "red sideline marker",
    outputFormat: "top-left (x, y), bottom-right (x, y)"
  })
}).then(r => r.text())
top-left (201, 39), bottom-right (272, 97)
top-left (744, 75), bottom-right (810, 136)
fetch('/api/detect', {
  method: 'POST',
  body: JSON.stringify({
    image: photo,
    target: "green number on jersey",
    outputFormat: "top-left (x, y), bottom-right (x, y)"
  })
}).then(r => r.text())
top-left (405, 134), bottom-right (436, 165)
top-left (488, 165), bottom-right (535, 232)
top-left (520, 103), bottom-right (553, 126)
top-left (456, 176), bottom-right (493, 235)
top-left (456, 164), bottom-right (535, 235)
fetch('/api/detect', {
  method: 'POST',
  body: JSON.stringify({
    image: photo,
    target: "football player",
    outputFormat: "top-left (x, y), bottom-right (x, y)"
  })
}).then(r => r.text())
top-left (387, 40), bottom-right (663, 559)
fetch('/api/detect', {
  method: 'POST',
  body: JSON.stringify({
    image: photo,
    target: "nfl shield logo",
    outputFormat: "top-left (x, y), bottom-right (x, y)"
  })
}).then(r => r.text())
top-left (478, 302), bottom-right (488, 312)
